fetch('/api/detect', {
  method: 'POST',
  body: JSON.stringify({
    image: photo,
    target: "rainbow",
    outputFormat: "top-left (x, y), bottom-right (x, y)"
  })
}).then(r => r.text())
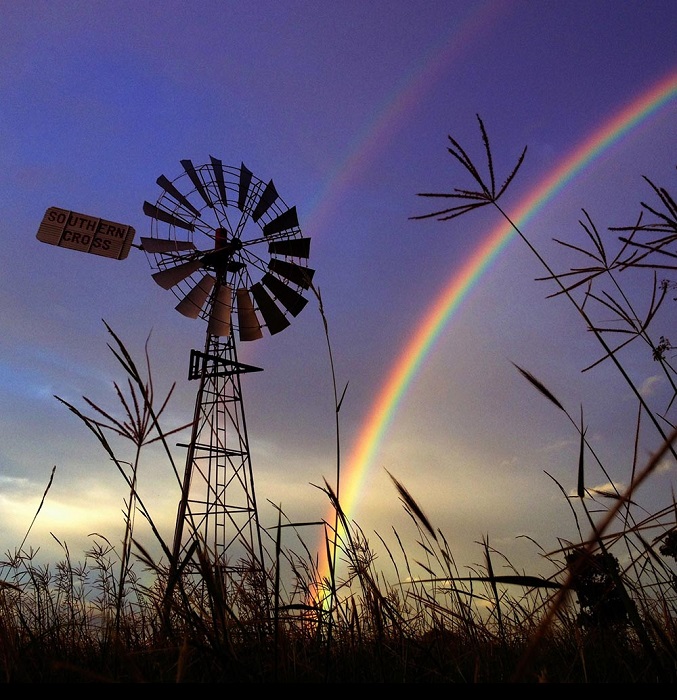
top-left (318, 69), bottom-right (677, 583)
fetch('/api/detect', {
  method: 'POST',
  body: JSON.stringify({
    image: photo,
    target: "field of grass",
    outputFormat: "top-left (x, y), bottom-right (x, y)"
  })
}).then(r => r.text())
top-left (1, 122), bottom-right (676, 682)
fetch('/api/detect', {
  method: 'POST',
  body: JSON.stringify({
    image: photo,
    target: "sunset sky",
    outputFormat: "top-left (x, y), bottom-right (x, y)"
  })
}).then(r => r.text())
top-left (1, 1), bottom-right (676, 581)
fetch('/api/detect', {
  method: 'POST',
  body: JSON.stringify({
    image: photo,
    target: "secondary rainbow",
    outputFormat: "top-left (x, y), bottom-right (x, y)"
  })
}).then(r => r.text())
top-left (302, 2), bottom-right (506, 238)
top-left (327, 69), bottom-right (677, 564)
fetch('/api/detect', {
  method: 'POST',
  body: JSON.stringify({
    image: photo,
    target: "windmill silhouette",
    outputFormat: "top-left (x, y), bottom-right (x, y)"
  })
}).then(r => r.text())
top-left (141, 157), bottom-right (314, 578)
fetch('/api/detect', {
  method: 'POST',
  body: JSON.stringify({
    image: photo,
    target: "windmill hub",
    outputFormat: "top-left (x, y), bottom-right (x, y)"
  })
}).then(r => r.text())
top-left (200, 240), bottom-right (242, 274)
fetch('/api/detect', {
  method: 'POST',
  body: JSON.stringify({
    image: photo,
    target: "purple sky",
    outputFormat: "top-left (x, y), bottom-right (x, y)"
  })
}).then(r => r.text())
top-left (1, 1), bottom-right (676, 580)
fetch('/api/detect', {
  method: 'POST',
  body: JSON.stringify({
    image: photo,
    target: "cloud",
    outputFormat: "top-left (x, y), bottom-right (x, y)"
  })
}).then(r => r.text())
top-left (540, 438), bottom-right (576, 455)
top-left (640, 375), bottom-right (663, 398)
top-left (655, 457), bottom-right (675, 475)
top-left (567, 480), bottom-right (626, 499)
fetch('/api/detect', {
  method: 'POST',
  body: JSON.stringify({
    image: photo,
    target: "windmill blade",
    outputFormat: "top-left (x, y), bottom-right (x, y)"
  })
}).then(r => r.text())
top-left (251, 180), bottom-right (278, 222)
top-left (263, 206), bottom-right (299, 236)
top-left (268, 237), bottom-right (311, 259)
top-left (152, 259), bottom-right (202, 289)
top-left (236, 287), bottom-right (263, 341)
top-left (269, 258), bottom-right (315, 289)
top-left (156, 175), bottom-right (201, 217)
top-left (180, 159), bottom-right (213, 208)
top-left (250, 282), bottom-right (290, 335)
top-left (210, 156), bottom-right (228, 207)
top-left (207, 283), bottom-right (233, 337)
top-left (262, 273), bottom-right (308, 316)
top-left (238, 163), bottom-right (253, 211)
top-left (143, 201), bottom-right (194, 231)
top-left (176, 273), bottom-right (215, 319)
top-left (140, 236), bottom-right (196, 254)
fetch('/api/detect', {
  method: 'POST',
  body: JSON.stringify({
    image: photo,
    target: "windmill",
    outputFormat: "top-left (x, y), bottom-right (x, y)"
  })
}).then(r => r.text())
top-left (140, 157), bottom-right (314, 578)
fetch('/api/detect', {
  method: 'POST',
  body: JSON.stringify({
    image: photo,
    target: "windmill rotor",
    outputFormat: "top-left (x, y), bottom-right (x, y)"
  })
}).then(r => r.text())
top-left (142, 158), bottom-right (314, 340)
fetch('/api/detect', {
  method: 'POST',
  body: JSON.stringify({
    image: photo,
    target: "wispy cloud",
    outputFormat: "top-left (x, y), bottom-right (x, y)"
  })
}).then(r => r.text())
top-left (655, 457), bottom-right (675, 475)
top-left (567, 480), bottom-right (626, 499)
top-left (640, 374), bottom-right (663, 398)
